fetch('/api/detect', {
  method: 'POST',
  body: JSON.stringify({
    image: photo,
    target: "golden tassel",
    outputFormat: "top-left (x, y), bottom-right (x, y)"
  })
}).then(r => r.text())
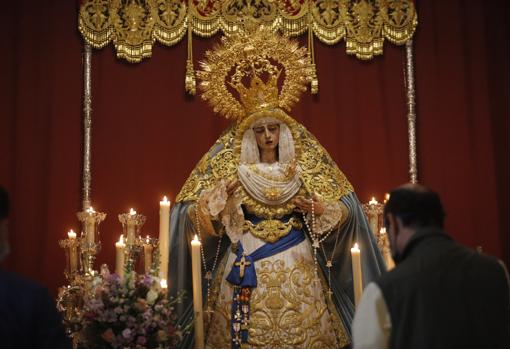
top-left (185, 5), bottom-right (196, 95)
top-left (308, 3), bottom-right (318, 94)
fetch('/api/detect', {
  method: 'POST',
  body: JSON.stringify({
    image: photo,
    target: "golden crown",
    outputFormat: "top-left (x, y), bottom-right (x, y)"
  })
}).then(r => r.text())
top-left (197, 26), bottom-right (313, 120)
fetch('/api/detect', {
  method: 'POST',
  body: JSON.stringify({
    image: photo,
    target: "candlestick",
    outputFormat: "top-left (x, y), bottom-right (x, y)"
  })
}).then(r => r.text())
top-left (67, 230), bottom-right (78, 274)
top-left (191, 234), bottom-right (204, 349)
top-left (76, 207), bottom-right (106, 274)
top-left (118, 209), bottom-right (146, 247)
top-left (159, 196), bottom-right (171, 280)
top-left (127, 208), bottom-right (136, 245)
top-left (143, 236), bottom-right (153, 274)
top-left (363, 197), bottom-right (384, 236)
top-left (378, 228), bottom-right (395, 270)
top-left (351, 243), bottom-right (363, 307)
top-left (115, 235), bottom-right (126, 279)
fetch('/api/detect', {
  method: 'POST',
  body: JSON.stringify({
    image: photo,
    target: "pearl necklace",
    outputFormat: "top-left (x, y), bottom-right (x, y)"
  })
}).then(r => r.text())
top-left (301, 198), bottom-right (338, 296)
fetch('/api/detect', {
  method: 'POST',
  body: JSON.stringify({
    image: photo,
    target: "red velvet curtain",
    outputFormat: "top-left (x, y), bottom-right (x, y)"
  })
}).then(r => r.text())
top-left (1, 0), bottom-right (509, 296)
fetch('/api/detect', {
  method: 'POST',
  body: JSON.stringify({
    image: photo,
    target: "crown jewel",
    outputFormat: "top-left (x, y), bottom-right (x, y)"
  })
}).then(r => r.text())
top-left (197, 26), bottom-right (313, 120)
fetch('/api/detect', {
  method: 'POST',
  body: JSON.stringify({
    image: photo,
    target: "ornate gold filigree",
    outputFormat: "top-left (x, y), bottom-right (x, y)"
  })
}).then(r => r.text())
top-left (243, 217), bottom-right (302, 243)
top-left (206, 258), bottom-right (346, 348)
top-left (197, 26), bottom-right (312, 120)
top-left (240, 187), bottom-right (301, 220)
top-left (79, 0), bottom-right (417, 64)
top-left (176, 108), bottom-right (353, 207)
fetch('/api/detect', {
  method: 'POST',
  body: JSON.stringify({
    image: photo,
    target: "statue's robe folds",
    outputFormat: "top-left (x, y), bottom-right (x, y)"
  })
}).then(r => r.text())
top-left (168, 116), bottom-right (386, 348)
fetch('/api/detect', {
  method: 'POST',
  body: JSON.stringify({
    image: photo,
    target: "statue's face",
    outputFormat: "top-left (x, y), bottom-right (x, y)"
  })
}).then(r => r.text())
top-left (253, 123), bottom-right (280, 152)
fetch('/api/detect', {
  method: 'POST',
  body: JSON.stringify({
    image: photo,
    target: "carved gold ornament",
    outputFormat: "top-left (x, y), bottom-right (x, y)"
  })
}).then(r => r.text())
top-left (197, 26), bottom-right (313, 120)
top-left (243, 217), bottom-right (302, 243)
top-left (79, 0), bottom-right (417, 63)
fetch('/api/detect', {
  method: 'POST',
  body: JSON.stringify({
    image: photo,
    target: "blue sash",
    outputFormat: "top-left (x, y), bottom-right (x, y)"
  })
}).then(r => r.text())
top-left (226, 226), bottom-right (305, 348)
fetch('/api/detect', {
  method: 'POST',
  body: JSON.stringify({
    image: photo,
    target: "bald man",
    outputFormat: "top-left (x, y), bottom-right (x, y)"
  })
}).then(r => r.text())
top-left (352, 184), bottom-right (510, 349)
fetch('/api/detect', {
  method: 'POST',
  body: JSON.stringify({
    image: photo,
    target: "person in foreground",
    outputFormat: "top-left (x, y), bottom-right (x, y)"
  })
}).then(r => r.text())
top-left (0, 186), bottom-right (72, 349)
top-left (352, 183), bottom-right (510, 349)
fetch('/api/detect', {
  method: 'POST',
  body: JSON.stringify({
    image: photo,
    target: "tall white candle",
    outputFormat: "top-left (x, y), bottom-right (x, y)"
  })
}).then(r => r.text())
top-left (191, 234), bottom-right (204, 349)
top-left (67, 230), bottom-right (78, 273)
top-left (159, 196), bottom-right (171, 280)
top-left (144, 236), bottom-right (153, 274)
top-left (126, 208), bottom-right (137, 245)
top-left (86, 207), bottom-right (95, 244)
top-left (351, 243), bottom-right (363, 307)
top-left (115, 234), bottom-right (126, 279)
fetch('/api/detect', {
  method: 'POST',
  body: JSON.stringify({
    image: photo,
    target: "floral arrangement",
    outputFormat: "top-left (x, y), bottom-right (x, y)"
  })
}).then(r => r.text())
top-left (76, 266), bottom-right (181, 349)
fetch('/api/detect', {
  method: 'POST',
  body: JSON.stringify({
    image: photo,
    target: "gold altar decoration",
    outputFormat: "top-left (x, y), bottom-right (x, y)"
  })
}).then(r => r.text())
top-left (176, 26), bottom-right (354, 205)
top-left (78, 0), bottom-right (418, 63)
top-left (197, 26), bottom-right (312, 120)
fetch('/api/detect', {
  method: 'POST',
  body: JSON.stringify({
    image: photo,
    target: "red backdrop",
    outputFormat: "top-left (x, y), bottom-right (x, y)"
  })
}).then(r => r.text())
top-left (1, 0), bottom-right (509, 296)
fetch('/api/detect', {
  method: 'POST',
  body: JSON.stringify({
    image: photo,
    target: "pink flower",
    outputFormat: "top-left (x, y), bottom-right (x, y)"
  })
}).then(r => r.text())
top-left (122, 328), bottom-right (132, 339)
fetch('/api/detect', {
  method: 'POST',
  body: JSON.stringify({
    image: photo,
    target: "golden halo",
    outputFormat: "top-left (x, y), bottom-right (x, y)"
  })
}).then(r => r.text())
top-left (197, 26), bottom-right (313, 120)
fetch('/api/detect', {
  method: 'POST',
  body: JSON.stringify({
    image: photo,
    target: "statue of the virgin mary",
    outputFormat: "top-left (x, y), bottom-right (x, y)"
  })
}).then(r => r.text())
top-left (168, 27), bottom-right (385, 349)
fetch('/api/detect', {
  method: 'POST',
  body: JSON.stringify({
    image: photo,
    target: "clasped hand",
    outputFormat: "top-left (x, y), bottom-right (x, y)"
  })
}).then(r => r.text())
top-left (294, 193), bottom-right (325, 216)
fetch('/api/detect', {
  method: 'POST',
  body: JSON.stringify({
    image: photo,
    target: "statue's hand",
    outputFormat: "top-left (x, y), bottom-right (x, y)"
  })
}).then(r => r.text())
top-left (294, 193), bottom-right (325, 216)
top-left (226, 179), bottom-right (241, 196)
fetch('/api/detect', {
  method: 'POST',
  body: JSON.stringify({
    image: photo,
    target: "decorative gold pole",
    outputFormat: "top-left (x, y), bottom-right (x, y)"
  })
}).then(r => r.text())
top-left (185, 0), bottom-right (196, 95)
top-left (82, 43), bottom-right (92, 209)
top-left (307, 1), bottom-right (318, 94)
top-left (405, 39), bottom-right (418, 184)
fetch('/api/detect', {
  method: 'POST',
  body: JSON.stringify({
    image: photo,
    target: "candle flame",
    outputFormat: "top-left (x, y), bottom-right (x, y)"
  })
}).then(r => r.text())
top-left (351, 242), bottom-right (360, 251)
top-left (160, 278), bottom-right (168, 289)
top-left (146, 235), bottom-right (150, 243)
top-left (129, 208), bottom-right (136, 215)
top-left (384, 193), bottom-right (390, 201)
top-left (160, 196), bottom-right (171, 206)
top-left (369, 197), bottom-right (378, 205)
top-left (87, 206), bottom-right (95, 213)
top-left (380, 227), bottom-right (386, 234)
top-left (68, 230), bottom-right (76, 239)
top-left (119, 234), bottom-right (124, 244)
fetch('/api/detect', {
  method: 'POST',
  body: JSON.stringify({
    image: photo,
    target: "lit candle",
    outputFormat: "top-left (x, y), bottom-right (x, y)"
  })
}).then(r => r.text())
top-left (351, 243), bottom-right (363, 307)
top-left (159, 196), bottom-right (171, 280)
top-left (115, 235), bottom-right (126, 279)
top-left (144, 235), bottom-right (153, 274)
top-left (384, 193), bottom-right (390, 204)
top-left (191, 234), bottom-right (204, 349)
top-left (160, 278), bottom-right (168, 289)
top-left (368, 197), bottom-right (379, 235)
top-left (86, 207), bottom-right (95, 244)
top-left (379, 227), bottom-right (395, 270)
top-left (67, 230), bottom-right (78, 273)
top-left (126, 208), bottom-right (137, 245)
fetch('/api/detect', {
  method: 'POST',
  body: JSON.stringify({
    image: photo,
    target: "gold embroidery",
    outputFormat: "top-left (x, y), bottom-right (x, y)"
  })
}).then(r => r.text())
top-left (248, 162), bottom-right (297, 183)
top-left (176, 110), bottom-right (354, 208)
top-left (243, 218), bottom-right (302, 244)
top-left (206, 258), bottom-right (344, 348)
top-left (79, 0), bottom-right (417, 63)
top-left (263, 187), bottom-right (282, 201)
top-left (240, 187), bottom-right (303, 220)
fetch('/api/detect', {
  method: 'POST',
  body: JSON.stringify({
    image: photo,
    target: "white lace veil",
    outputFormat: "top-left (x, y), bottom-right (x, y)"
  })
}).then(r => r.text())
top-left (240, 117), bottom-right (295, 164)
